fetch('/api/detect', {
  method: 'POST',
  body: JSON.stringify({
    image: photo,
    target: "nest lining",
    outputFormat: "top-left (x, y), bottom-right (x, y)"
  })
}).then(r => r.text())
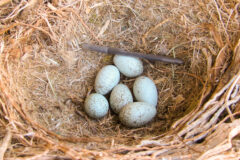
top-left (0, 0), bottom-right (239, 159)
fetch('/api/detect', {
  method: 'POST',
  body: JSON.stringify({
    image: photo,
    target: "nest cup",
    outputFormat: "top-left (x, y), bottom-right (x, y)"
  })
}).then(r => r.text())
top-left (0, 0), bottom-right (240, 159)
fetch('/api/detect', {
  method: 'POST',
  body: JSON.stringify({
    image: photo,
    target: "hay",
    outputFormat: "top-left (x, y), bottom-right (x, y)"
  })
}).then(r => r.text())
top-left (0, 0), bottom-right (239, 159)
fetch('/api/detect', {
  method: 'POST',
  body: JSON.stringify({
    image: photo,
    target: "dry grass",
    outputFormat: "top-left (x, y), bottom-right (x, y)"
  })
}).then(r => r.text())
top-left (0, 0), bottom-right (239, 159)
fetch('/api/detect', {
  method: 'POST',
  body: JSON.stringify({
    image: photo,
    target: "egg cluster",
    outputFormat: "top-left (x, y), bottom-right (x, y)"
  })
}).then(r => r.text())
top-left (84, 55), bottom-right (158, 127)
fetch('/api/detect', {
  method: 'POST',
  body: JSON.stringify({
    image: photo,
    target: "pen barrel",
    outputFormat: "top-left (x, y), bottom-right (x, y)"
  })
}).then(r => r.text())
top-left (82, 43), bottom-right (184, 64)
top-left (82, 43), bottom-right (108, 53)
top-left (108, 47), bottom-right (183, 64)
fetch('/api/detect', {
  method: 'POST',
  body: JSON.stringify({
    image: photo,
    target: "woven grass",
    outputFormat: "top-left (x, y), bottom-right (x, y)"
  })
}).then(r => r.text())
top-left (0, 0), bottom-right (239, 159)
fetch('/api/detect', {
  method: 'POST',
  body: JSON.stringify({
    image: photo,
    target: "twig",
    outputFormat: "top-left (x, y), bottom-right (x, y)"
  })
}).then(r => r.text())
top-left (3, 1), bottom-right (28, 21)
top-left (187, 72), bottom-right (238, 125)
top-left (198, 123), bottom-right (240, 160)
top-left (225, 70), bottom-right (240, 102)
top-left (178, 72), bottom-right (240, 137)
top-left (0, 130), bottom-right (12, 160)
top-left (40, 14), bottom-right (58, 40)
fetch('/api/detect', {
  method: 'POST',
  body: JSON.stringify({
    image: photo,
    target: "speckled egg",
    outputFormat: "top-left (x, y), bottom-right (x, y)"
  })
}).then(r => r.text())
top-left (133, 76), bottom-right (158, 107)
top-left (84, 93), bottom-right (109, 119)
top-left (119, 102), bottom-right (156, 127)
top-left (113, 55), bottom-right (143, 77)
top-left (110, 84), bottom-right (133, 114)
top-left (95, 65), bottom-right (120, 95)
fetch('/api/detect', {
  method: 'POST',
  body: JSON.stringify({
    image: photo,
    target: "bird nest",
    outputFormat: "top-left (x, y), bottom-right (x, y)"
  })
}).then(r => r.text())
top-left (0, 0), bottom-right (239, 159)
